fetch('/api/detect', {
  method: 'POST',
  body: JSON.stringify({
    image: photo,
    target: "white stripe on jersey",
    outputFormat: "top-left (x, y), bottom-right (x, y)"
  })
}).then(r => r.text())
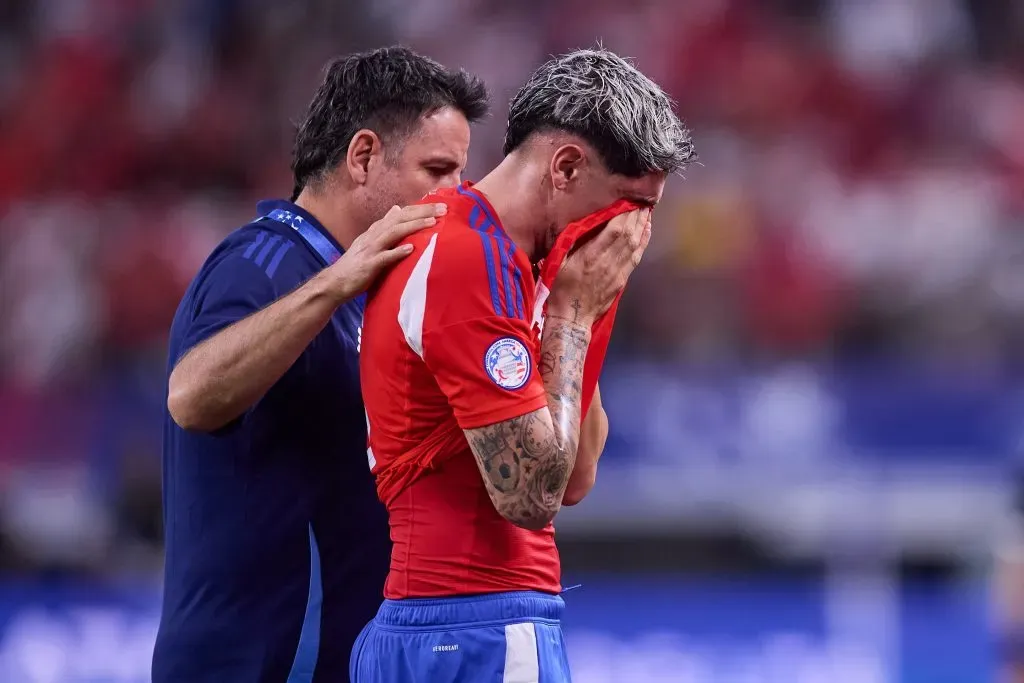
top-left (397, 233), bottom-right (438, 359)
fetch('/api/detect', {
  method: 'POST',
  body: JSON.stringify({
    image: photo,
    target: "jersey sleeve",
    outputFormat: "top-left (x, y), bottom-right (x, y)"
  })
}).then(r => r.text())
top-left (416, 229), bottom-right (548, 430)
top-left (176, 231), bottom-right (298, 360)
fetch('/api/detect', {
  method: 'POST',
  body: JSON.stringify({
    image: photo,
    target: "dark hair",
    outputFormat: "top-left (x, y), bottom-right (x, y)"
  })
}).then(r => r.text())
top-left (291, 46), bottom-right (490, 200)
top-left (503, 48), bottom-right (694, 177)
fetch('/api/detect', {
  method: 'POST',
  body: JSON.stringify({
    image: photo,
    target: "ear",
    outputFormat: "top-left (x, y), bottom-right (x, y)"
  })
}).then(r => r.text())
top-left (345, 129), bottom-right (383, 186)
top-left (549, 144), bottom-right (586, 191)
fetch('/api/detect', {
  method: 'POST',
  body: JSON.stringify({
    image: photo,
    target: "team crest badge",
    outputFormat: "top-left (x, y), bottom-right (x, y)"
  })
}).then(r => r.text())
top-left (484, 337), bottom-right (531, 390)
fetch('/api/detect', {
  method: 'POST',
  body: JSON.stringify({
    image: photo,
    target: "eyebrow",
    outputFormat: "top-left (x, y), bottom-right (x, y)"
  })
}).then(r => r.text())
top-left (422, 156), bottom-right (461, 167)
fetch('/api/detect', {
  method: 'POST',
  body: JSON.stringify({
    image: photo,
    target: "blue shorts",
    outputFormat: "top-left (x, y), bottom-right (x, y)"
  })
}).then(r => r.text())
top-left (349, 591), bottom-right (571, 682)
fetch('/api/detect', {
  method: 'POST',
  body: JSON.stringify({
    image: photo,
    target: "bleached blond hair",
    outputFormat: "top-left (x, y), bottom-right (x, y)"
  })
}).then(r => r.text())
top-left (503, 48), bottom-right (695, 176)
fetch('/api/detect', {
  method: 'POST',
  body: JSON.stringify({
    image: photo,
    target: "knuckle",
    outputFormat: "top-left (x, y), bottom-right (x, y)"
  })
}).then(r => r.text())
top-left (395, 223), bottom-right (418, 236)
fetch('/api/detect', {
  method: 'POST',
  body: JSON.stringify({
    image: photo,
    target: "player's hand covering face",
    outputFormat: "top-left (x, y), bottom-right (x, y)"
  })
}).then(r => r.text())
top-left (545, 141), bottom-right (666, 254)
top-left (547, 208), bottom-right (652, 324)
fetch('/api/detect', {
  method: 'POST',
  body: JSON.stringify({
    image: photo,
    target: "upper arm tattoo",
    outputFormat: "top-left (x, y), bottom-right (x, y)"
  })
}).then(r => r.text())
top-left (464, 308), bottom-right (591, 530)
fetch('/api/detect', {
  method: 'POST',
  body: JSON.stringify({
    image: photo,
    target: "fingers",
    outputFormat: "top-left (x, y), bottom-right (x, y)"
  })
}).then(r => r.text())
top-left (394, 203), bottom-right (447, 222)
top-left (382, 214), bottom-right (441, 244)
top-left (595, 210), bottom-right (636, 246)
top-left (590, 208), bottom-right (650, 254)
top-left (583, 211), bottom-right (632, 255)
top-left (376, 203), bottom-right (445, 226)
top-left (633, 219), bottom-right (652, 267)
top-left (626, 208), bottom-right (650, 251)
top-left (376, 203), bottom-right (448, 246)
top-left (374, 244), bottom-right (416, 268)
top-left (594, 208), bottom-right (650, 271)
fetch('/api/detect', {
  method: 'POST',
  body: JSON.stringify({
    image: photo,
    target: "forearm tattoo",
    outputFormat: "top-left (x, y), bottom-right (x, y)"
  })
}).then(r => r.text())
top-left (466, 411), bottom-right (569, 529)
top-left (465, 304), bottom-right (591, 529)
top-left (538, 317), bottom-right (588, 445)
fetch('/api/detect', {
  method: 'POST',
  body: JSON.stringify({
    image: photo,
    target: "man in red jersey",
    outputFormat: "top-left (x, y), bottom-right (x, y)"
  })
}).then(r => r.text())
top-left (353, 48), bottom-right (695, 682)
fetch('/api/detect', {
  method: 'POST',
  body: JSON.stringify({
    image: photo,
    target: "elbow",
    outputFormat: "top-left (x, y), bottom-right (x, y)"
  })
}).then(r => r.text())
top-left (562, 468), bottom-right (597, 507)
top-left (500, 503), bottom-right (560, 531)
top-left (167, 373), bottom-right (217, 432)
top-left (507, 509), bottom-right (559, 531)
top-left (167, 385), bottom-right (204, 432)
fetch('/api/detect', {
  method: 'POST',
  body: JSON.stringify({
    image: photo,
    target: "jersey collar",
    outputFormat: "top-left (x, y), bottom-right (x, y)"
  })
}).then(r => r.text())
top-left (456, 181), bottom-right (511, 239)
top-left (255, 199), bottom-right (345, 265)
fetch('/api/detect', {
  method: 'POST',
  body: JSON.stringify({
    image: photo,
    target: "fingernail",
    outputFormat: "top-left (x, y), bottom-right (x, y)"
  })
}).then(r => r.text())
top-left (425, 217), bottom-right (436, 225)
top-left (435, 203), bottom-right (448, 215)
top-left (402, 244), bottom-right (414, 253)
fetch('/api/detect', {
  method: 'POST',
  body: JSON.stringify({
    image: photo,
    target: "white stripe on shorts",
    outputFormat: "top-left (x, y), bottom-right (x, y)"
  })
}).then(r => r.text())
top-left (503, 622), bottom-right (540, 683)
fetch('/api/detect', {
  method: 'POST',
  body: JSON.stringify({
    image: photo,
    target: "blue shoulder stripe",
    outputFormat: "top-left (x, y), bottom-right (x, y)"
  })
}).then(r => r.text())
top-left (242, 230), bottom-right (268, 260)
top-left (236, 228), bottom-right (298, 283)
top-left (461, 186), bottom-right (527, 320)
top-left (253, 234), bottom-right (282, 267)
top-left (496, 238), bottom-right (517, 318)
top-left (265, 241), bottom-right (295, 278)
top-left (476, 231), bottom-right (505, 318)
top-left (505, 242), bottom-right (526, 320)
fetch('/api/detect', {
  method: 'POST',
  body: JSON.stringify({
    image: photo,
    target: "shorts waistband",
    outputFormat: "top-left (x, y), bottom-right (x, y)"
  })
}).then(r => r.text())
top-left (374, 591), bottom-right (564, 628)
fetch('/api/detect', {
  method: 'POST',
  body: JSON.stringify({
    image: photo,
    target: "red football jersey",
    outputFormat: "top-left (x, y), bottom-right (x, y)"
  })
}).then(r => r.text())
top-left (360, 182), bottom-right (561, 599)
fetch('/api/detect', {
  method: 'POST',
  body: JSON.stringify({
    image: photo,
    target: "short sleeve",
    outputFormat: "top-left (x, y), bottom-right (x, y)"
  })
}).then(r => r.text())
top-left (416, 229), bottom-right (547, 430)
top-left (177, 235), bottom-right (295, 360)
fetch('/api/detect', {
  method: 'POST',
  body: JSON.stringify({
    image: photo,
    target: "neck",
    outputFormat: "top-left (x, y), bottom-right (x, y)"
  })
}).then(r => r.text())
top-left (293, 186), bottom-right (362, 250)
top-left (473, 156), bottom-right (549, 262)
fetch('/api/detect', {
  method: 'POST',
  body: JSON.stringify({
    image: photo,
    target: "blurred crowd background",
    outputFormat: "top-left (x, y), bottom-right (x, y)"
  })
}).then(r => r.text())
top-left (1, 0), bottom-right (1023, 680)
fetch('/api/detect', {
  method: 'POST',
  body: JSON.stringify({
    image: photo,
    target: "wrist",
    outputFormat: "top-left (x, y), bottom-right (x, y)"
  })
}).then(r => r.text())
top-left (543, 313), bottom-right (595, 341)
top-left (309, 266), bottom-right (354, 308)
top-left (546, 300), bottom-right (596, 329)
